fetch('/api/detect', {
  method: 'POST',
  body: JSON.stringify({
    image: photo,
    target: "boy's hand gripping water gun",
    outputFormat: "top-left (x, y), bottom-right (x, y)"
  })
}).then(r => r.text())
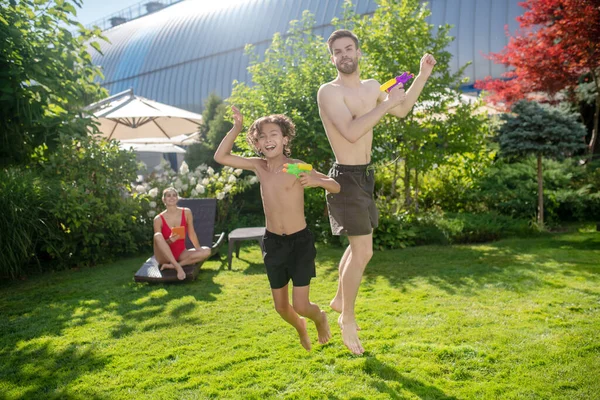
top-left (282, 163), bottom-right (313, 178)
top-left (380, 72), bottom-right (414, 93)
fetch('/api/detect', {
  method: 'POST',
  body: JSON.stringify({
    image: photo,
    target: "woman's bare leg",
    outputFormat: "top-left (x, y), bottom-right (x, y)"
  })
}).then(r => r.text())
top-left (178, 247), bottom-right (211, 266)
top-left (153, 233), bottom-right (186, 280)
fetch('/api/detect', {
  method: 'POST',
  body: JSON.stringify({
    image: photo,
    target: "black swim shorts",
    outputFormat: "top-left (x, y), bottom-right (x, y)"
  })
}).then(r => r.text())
top-left (326, 163), bottom-right (379, 236)
top-left (262, 227), bottom-right (317, 289)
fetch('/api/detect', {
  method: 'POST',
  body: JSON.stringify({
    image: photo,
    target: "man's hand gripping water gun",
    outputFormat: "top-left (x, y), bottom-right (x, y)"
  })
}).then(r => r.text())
top-left (380, 71), bottom-right (414, 93)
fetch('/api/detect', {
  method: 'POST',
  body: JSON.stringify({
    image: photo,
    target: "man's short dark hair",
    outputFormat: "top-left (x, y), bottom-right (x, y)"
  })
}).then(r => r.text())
top-left (327, 29), bottom-right (359, 54)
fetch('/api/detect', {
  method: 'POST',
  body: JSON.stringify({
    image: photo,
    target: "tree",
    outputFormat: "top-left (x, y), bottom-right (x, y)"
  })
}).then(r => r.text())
top-left (186, 93), bottom-right (233, 170)
top-left (475, 0), bottom-right (600, 157)
top-left (230, 0), bottom-right (490, 213)
top-left (497, 100), bottom-right (587, 226)
top-left (352, 0), bottom-right (490, 210)
top-left (229, 11), bottom-right (335, 171)
top-left (0, 0), bottom-right (106, 166)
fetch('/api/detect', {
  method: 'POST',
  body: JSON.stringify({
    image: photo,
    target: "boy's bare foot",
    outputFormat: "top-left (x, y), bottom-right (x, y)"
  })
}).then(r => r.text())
top-left (329, 297), bottom-right (342, 313)
top-left (160, 263), bottom-right (175, 270)
top-left (296, 318), bottom-right (311, 351)
top-left (339, 314), bottom-right (364, 355)
top-left (315, 310), bottom-right (331, 344)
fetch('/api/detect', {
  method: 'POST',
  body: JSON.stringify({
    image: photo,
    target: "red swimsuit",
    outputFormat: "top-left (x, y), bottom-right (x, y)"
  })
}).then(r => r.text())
top-left (160, 210), bottom-right (187, 260)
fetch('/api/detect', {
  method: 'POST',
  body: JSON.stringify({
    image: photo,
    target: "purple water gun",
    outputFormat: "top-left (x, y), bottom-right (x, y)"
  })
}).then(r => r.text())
top-left (380, 72), bottom-right (414, 93)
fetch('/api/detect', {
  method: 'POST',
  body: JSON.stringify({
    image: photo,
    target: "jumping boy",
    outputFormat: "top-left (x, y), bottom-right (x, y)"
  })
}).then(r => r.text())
top-left (214, 106), bottom-right (339, 351)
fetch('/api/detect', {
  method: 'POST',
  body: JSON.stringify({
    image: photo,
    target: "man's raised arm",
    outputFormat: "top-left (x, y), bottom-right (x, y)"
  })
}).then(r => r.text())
top-left (317, 83), bottom-right (404, 143)
top-left (385, 53), bottom-right (437, 118)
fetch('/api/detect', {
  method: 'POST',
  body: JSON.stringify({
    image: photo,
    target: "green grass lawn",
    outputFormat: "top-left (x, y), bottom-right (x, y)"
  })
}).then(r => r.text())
top-left (1, 231), bottom-right (599, 399)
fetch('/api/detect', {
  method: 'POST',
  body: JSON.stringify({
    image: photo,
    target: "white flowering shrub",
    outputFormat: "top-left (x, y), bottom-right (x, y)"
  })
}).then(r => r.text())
top-left (136, 160), bottom-right (257, 228)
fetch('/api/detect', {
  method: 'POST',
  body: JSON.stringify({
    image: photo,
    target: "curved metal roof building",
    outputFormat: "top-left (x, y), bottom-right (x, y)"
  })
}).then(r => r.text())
top-left (90, 0), bottom-right (523, 113)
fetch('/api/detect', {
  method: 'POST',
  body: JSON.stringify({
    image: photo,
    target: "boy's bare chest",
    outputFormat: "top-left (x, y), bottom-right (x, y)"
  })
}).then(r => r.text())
top-left (258, 170), bottom-right (301, 198)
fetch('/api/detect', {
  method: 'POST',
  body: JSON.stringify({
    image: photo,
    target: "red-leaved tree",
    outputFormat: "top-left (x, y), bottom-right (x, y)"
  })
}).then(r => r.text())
top-left (475, 0), bottom-right (600, 156)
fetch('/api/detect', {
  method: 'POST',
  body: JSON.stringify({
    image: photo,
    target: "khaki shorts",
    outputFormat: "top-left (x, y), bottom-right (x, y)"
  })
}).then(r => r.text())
top-left (326, 163), bottom-right (378, 236)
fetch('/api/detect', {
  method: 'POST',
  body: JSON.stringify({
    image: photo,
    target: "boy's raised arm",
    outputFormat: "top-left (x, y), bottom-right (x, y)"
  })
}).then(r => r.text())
top-left (214, 106), bottom-right (257, 171)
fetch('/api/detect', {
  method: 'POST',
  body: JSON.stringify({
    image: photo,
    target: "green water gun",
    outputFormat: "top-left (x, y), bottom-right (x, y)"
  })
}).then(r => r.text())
top-left (282, 163), bottom-right (313, 177)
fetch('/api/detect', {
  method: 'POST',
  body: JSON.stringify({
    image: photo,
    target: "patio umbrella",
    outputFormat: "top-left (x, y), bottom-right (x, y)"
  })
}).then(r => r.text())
top-left (118, 132), bottom-right (200, 146)
top-left (118, 142), bottom-right (187, 154)
top-left (85, 89), bottom-right (203, 140)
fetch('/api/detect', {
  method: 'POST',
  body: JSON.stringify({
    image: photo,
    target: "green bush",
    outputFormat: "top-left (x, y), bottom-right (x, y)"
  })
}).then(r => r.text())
top-left (445, 212), bottom-right (533, 243)
top-left (367, 191), bottom-right (536, 249)
top-left (0, 168), bottom-right (58, 278)
top-left (29, 135), bottom-right (149, 269)
top-left (372, 197), bottom-right (417, 250)
top-left (136, 160), bottom-right (258, 235)
top-left (409, 211), bottom-right (535, 245)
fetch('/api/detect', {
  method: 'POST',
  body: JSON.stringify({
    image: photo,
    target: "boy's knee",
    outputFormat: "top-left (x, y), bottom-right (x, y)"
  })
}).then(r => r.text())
top-left (274, 303), bottom-right (288, 315)
top-left (292, 302), bottom-right (310, 316)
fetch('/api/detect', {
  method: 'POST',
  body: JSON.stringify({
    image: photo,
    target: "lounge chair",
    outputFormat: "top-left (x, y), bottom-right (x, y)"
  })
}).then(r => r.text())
top-left (134, 198), bottom-right (225, 283)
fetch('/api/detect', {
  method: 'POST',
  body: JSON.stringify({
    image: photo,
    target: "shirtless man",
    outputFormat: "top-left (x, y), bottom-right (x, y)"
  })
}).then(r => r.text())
top-left (214, 106), bottom-right (339, 351)
top-left (317, 29), bottom-right (436, 354)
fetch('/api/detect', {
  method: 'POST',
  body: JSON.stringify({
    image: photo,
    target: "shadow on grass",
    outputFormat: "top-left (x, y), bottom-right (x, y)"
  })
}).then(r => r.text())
top-left (0, 255), bottom-right (224, 389)
top-left (363, 356), bottom-right (457, 400)
top-left (0, 342), bottom-right (108, 399)
top-left (318, 232), bottom-right (600, 295)
top-left (227, 243), bottom-right (266, 276)
top-left (241, 262), bottom-right (266, 276)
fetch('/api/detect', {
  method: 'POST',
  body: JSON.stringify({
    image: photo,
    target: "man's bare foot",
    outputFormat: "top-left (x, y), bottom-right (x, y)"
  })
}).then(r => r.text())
top-left (340, 318), bottom-right (364, 355)
top-left (315, 311), bottom-right (331, 344)
top-left (329, 297), bottom-right (342, 313)
top-left (296, 318), bottom-right (311, 351)
top-left (337, 314), bottom-right (360, 331)
top-left (160, 263), bottom-right (175, 271)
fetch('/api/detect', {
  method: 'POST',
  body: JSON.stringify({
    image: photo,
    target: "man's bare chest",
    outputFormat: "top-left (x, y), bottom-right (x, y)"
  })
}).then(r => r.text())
top-left (343, 91), bottom-right (378, 119)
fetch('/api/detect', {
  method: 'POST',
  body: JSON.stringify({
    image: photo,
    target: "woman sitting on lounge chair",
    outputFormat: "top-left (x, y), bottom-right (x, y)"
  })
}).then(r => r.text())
top-left (153, 187), bottom-right (211, 280)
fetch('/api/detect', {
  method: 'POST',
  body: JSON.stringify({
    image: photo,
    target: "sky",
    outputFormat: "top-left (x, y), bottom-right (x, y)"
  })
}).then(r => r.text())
top-left (73, 0), bottom-right (248, 28)
top-left (75, 0), bottom-right (158, 26)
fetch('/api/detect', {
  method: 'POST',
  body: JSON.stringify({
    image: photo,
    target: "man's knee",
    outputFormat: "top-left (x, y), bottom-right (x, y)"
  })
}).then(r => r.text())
top-left (351, 246), bottom-right (372, 267)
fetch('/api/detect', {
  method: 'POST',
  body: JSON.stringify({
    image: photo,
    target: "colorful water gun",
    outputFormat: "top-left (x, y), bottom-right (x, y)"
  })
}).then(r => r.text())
top-left (282, 163), bottom-right (313, 177)
top-left (380, 72), bottom-right (414, 93)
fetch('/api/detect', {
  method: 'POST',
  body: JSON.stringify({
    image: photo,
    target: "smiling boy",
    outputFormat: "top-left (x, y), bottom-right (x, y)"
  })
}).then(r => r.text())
top-left (214, 106), bottom-right (340, 351)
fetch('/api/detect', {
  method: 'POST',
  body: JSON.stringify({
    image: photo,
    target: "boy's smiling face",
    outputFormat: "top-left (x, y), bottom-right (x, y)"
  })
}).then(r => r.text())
top-left (256, 122), bottom-right (288, 158)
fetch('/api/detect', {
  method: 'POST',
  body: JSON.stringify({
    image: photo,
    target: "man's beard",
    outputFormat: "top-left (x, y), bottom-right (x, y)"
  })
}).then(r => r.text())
top-left (336, 57), bottom-right (358, 74)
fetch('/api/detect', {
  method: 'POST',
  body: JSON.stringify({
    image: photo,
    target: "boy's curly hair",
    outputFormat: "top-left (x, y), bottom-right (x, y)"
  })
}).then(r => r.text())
top-left (246, 114), bottom-right (296, 157)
